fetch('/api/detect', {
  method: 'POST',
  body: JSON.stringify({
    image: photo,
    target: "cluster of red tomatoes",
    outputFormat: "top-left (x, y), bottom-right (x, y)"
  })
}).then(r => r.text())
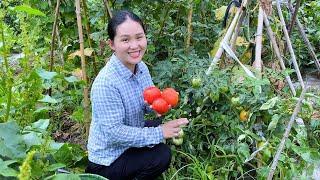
top-left (143, 86), bottom-right (179, 116)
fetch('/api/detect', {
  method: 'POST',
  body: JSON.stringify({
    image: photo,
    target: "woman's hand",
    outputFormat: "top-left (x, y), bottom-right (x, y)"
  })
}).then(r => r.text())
top-left (160, 118), bottom-right (189, 139)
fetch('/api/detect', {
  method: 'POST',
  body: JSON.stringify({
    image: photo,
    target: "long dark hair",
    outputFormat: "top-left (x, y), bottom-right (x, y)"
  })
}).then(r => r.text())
top-left (107, 10), bottom-right (146, 41)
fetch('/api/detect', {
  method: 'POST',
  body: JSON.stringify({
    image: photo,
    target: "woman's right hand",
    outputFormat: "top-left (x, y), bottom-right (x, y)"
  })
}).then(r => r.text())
top-left (160, 118), bottom-right (189, 139)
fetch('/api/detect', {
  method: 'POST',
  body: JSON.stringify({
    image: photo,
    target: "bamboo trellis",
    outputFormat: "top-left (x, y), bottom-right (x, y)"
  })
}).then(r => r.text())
top-left (205, 1), bottom-right (315, 178)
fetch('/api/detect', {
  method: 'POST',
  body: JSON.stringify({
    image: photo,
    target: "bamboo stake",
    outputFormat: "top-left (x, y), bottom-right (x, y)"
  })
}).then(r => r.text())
top-left (49, 0), bottom-right (60, 72)
top-left (263, 12), bottom-right (296, 96)
top-left (253, 6), bottom-right (264, 78)
top-left (230, 11), bottom-right (246, 50)
top-left (275, 0), bottom-right (305, 89)
top-left (267, 87), bottom-right (307, 180)
top-left (75, 0), bottom-right (91, 138)
top-left (287, 0), bottom-right (301, 35)
top-left (49, 0), bottom-right (60, 96)
top-left (185, 1), bottom-right (193, 54)
top-left (287, 2), bottom-right (320, 73)
top-left (81, 0), bottom-right (98, 75)
top-left (206, 0), bottom-right (249, 75)
top-left (103, 0), bottom-right (112, 19)
top-left (55, 23), bottom-right (64, 65)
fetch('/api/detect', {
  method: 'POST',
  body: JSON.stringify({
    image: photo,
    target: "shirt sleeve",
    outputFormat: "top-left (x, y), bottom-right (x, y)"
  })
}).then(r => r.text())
top-left (91, 83), bottom-right (164, 148)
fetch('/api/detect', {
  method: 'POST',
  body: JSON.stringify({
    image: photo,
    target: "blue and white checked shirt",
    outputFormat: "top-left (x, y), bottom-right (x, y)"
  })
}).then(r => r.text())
top-left (88, 54), bottom-right (164, 166)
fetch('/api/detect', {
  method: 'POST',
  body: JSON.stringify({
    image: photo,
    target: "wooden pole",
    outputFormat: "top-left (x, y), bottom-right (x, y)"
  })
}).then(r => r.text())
top-left (267, 87), bottom-right (307, 180)
top-left (287, 0), bottom-right (301, 35)
top-left (81, 0), bottom-right (98, 75)
top-left (75, 0), bottom-right (91, 138)
top-left (253, 6), bottom-right (264, 77)
top-left (263, 12), bottom-right (296, 96)
top-left (275, 0), bottom-right (305, 89)
top-left (49, 0), bottom-right (60, 96)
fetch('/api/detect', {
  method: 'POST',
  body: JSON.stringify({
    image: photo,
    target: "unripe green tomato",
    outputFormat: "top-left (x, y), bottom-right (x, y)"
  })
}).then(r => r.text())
top-left (178, 129), bottom-right (184, 138)
top-left (172, 137), bottom-right (183, 146)
top-left (231, 97), bottom-right (240, 106)
top-left (191, 77), bottom-right (202, 88)
top-left (220, 86), bottom-right (229, 93)
top-left (209, 92), bottom-right (219, 102)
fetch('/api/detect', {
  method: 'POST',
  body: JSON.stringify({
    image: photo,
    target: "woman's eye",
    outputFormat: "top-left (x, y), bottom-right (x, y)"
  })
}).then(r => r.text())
top-left (122, 39), bottom-right (129, 42)
top-left (137, 36), bottom-right (144, 40)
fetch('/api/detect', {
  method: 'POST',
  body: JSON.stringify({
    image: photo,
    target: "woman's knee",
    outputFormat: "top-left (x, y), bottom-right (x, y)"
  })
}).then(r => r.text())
top-left (155, 143), bottom-right (172, 168)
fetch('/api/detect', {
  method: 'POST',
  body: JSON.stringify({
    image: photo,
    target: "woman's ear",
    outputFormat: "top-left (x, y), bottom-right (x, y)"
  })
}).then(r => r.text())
top-left (108, 39), bottom-right (115, 51)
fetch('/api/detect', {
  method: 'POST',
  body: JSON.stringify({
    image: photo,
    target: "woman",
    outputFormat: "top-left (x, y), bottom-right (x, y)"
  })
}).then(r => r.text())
top-left (86, 10), bottom-right (189, 180)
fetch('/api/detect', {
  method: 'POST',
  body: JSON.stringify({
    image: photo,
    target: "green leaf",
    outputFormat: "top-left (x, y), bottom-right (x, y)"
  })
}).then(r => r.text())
top-left (237, 134), bottom-right (246, 142)
top-left (53, 144), bottom-right (86, 167)
top-left (32, 119), bottom-right (50, 131)
top-left (260, 97), bottom-right (279, 110)
top-left (237, 143), bottom-right (250, 162)
top-left (38, 95), bottom-right (58, 104)
top-left (45, 173), bottom-right (81, 180)
top-left (13, 5), bottom-right (46, 16)
top-left (47, 163), bottom-right (66, 171)
top-left (33, 106), bottom-right (50, 114)
top-left (0, 158), bottom-right (18, 177)
top-left (0, 121), bottom-right (26, 159)
top-left (65, 76), bottom-right (80, 83)
top-left (36, 69), bottom-right (57, 80)
top-left (268, 114), bottom-right (280, 131)
top-left (22, 131), bottom-right (43, 149)
top-left (50, 141), bottom-right (65, 151)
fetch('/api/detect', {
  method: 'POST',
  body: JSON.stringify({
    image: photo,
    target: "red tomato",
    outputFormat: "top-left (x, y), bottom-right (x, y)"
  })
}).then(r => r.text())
top-left (143, 86), bottom-right (162, 104)
top-left (151, 98), bottom-right (170, 115)
top-left (161, 88), bottom-right (179, 107)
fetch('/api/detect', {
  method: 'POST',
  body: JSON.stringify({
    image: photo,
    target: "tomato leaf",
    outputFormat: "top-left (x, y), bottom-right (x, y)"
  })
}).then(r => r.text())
top-left (13, 5), bottom-right (46, 16)
top-left (0, 158), bottom-right (18, 177)
top-left (268, 114), bottom-right (280, 131)
top-left (38, 95), bottom-right (58, 104)
top-left (260, 97), bottom-right (279, 110)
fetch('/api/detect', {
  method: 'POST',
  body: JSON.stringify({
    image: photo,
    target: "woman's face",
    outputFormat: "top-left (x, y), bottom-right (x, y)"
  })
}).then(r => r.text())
top-left (108, 18), bottom-right (147, 72)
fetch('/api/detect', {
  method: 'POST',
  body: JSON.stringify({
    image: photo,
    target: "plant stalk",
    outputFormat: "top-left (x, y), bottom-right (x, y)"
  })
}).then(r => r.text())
top-left (75, 0), bottom-right (91, 138)
top-left (230, 11), bottom-right (246, 50)
top-left (185, 1), bottom-right (193, 54)
top-left (81, 0), bottom-right (98, 75)
top-left (49, 0), bottom-right (60, 96)
top-left (0, 20), bottom-right (12, 122)
top-left (287, 0), bottom-right (301, 35)
top-left (103, 0), bottom-right (112, 19)
top-left (157, 7), bottom-right (170, 38)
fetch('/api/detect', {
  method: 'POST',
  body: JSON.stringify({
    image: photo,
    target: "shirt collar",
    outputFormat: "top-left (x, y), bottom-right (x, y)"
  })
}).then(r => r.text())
top-left (110, 53), bottom-right (143, 79)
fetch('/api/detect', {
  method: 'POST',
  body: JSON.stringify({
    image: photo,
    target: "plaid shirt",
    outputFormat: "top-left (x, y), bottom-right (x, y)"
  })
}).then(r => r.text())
top-left (87, 54), bottom-right (164, 166)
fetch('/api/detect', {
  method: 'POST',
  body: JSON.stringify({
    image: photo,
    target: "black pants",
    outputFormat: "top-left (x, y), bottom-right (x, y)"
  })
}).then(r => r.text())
top-left (86, 118), bottom-right (171, 180)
